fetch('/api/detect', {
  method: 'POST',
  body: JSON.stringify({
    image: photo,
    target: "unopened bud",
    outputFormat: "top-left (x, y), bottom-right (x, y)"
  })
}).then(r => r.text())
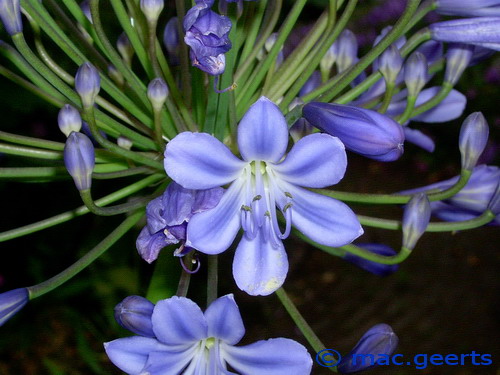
top-left (378, 44), bottom-right (403, 84)
top-left (117, 32), bottom-right (134, 66)
top-left (445, 44), bottom-right (474, 85)
top-left (0, 288), bottom-right (29, 327)
top-left (147, 78), bottom-right (169, 112)
top-left (114, 295), bottom-right (155, 337)
top-left (402, 193), bottom-right (431, 250)
top-left (0, 0), bottom-right (22, 35)
top-left (404, 52), bottom-right (428, 97)
top-left (459, 112), bottom-right (489, 171)
top-left (117, 135), bottom-right (133, 150)
top-left (64, 132), bottom-right (95, 191)
top-left (58, 104), bottom-right (82, 137)
top-left (140, 0), bottom-right (164, 24)
top-left (75, 62), bottom-right (101, 108)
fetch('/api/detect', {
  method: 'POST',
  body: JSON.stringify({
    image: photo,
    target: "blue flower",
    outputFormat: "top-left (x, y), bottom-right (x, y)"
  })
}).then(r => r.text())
top-left (136, 182), bottom-right (224, 263)
top-left (435, 0), bottom-right (500, 17)
top-left (164, 97), bottom-right (363, 295)
top-left (0, 288), bottom-right (29, 327)
top-left (184, 0), bottom-right (232, 75)
top-left (105, 294), bottom-right (313, 374)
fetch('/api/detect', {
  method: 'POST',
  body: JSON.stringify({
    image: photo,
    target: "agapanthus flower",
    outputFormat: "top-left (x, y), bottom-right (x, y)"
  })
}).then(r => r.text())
top-left (164, 97), bottom-right (363, 295)
top-left (136, 182), bottom-right (224, 263)
top-left (184, 0), bottom-right (232, 75)
top-left (0, 288), bottom-right (29, 326)
top-left (399, 164), bottom-right (500, 225)
top-left (105, 294), bottom-right (313, 374)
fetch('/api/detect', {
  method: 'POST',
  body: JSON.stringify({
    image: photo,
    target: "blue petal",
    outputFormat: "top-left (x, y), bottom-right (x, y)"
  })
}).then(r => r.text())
top-left (279, 182), bottom-right (363, 247)
top-left (162, 182), bottom-right (196, 226)
top-left (413, 88), bottom-right (467, 123)
top-left (403, 127), bottom-right (435, 152)
top-left (136, 227), bottom-right (175, 264)
top-left (141, 345), bottom-right (199, 375)
top-left (145, 196), bottom-right (167, 233)
top-left (187, 178), bottom-right (245, 254)
top-left (104, 336), bottom-right (166, 374)
top-left (152, 296), bottom-right (208, 346)
top-left (192, 187), bottom-right (225, 214)
top-left (237, 97), bottom-right (289, 163)
top-left (164, 132), bottom-right (245, 189)
top-left (205, 294), bottom-right (245, 345)
top-left (232, 229), bottom-right (288, 296)
top-left (272, 133), bottom-right (347, 188)
top-left (222, 338), bottom-right (313, 375)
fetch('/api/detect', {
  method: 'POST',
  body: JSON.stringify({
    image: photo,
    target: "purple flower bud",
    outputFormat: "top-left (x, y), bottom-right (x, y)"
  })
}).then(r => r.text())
top-left (64, 132), bottom-right (95, 191)
top-left (302, 102), bottom-right (404, 161)
top-left (117, 32), bottom-right (134, 65)
top-left (0, 0), bottom-right (22, 35)
top-left (459, 112), bottom-right (489, 171)
top-left (402, 193), bottom-right (431, 250)
top-left (378, 45), bottom-right (403, 83)
top-left (147, 78), bottom-right (169, 111)
top-left (58, 104), bottom-right (82, 137)
top-left (75, 62), bottom-right (101, 108)
top-left (0, 288), bottom-right (29, 327)
top-left (140, 0), bottom-right (164, 23)
top-left (430, 17), bottom-right (500, 51)
top-left (344, 244), bottom-right (399, 276)
top-left (337, 324), bottom-right (399, 374)
top-left (320, 42), bottom-right (337, 72)
top-left (114, 296), bottom-right (155, 337)
top-left (335, 29), bottom-right (359, 73)
top-left (445, 44), bottom-right (474, 85)
top-left (404, 52), bottom-right (428, 97)
top-left (416, 40), bottom-right (443, 65)
top-left (435, 0), bottom-right (500, 17)
top-left (163, 17), bottom-right (180, 65)
top-left (80, 0), bottom-right (92, 23)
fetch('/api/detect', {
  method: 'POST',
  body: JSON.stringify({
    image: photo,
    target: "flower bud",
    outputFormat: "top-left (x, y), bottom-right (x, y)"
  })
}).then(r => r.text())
top-left (404, 52), bottom-right (428, 97)
top-left (140, 0), bottom-right (164, 24)
top-left (378, 44), bottom-right (403, 84)
top-left (58, 104), bottom-right (82, 137)
top-left (344, 244), bottom-right (399, 276)
top-left (117, 136), bottom-right (133, 150)
top-left (430, 17), bottom-right (500, 51)
top-left (335, 29), bottom-right (359, 73)
top-left (0, 288), bottom-right (29, 327)
top-left (147, 78), bottom-right (169, 112)
top-left (80, 0), bottom-right (92, 23)
top-left (114, 296), bottom-right (155, 337)
top-left (337, 324), bottom-right (399, 373)
top-left (163, 17), bottom-right (180, 65)
top-left (320, 42), bottom-right (337, 73)
top-left (0, 0), bottom-right (22, 35)
top-left (402, 193), bottom-right (431, 250)
top-left (117, 32), bottom-right (134, 66)
top-left (445, 44), bottom-right (474, 85)
top-left (302, 102), bottom-right (404, 161)
top-left (75, 62), bottom-right (101, 108)
top-left (459, 112), bottom-right (489, 171)
top-left (64, 132), bottom-right (95, 191)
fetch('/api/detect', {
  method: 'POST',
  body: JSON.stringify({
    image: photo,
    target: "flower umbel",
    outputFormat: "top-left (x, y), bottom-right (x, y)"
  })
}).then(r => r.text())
top-left (164, 97), bottom-right (363, 295)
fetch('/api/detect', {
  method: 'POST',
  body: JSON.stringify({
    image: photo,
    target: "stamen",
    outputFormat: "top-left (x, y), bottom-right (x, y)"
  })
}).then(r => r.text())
top-left (179, 253), bottom-right (201, 274)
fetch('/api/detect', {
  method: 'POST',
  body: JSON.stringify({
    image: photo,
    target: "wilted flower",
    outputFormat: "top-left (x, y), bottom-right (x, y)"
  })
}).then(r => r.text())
top-left (136, 182), bottom-right (224, 263)
top-left (0, 288), bottom-right (29, 327)
top-left (344, 244), bottom-right (399, 276)
top-left (337, 324), bottom-right (399, 374)
top-left (63, 132), bottom-right (95, 191)
top-left (165, 97), bottom-right (363, 295)
top-left (105, 294), bottom-right (313, 374)
top-left (302, 102), bottom-right (405, 162)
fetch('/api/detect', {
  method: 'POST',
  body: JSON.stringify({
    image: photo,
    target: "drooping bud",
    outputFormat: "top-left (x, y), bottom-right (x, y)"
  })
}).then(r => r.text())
top-left (378, 44), bottom-right (403, 84)
top-left (58, 104), bottom-right (82, 137)
top-left (335, 29), bottom-right (359, 73)
top-left (302, 102), bottom-right (404, 161)
top-left (117, 32), bottom-right (134, 66)
top-left (64, 132), bottom-right (95, 191)
top-left (75, 62), bottom-right (101, 108)
top-left (337, 324), bottom-right (399, 374)
top-left (117, 136), bottom-right (133, 150)
top-left (404, 52), bottom-right (428, 97)
top-left (344, 244), bottom-right (399, 276)
top-left (459, 112), bottom-right (489, 171)
top-left (0, 288), bottom-right (29, 327)
top-left (402, 193), bottom-right (431, 250)
top-left (163, 17), bottom-right (180, 65)
top-left (429, 17), bottom-right (500, 51)
top-left (445, 44), bottom-right (474, 85)
top-left (0, 0), bottom-right (22, 35)
top-left (140, 0), bottom-right (164, 24)
top-left (114, 296), bottom-right (155, 337)
top-left (147, 77), bottom-right (169, 112)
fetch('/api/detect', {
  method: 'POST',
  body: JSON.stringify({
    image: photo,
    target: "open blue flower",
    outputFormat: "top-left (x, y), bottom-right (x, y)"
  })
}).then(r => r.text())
top-left (105, 294), bottom-right (313, 374)
top-left (164, 97), bottom-right (363, 295)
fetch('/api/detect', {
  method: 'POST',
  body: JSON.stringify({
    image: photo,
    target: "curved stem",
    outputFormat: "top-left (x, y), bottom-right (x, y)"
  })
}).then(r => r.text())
top-left (79, 189), bottom-right (150, 216)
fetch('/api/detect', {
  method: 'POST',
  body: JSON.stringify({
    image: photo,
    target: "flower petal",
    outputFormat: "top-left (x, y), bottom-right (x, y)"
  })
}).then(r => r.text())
top-left (232, 229), bottom-right (288, 296)
top-left (413, 88), bottom-right (467, 123)
top-left (403, 127), bottom-right (435, 152)
top-left (162, 182), bottom-right (196, 226)
top-left (187, 178), bottom-right (245, 254)
top-left (222, 338), bottom-right (313, 375)
top-left (152, 296), bottom-right (208, 346)
top-left (164, 132), bottom-right (245, 189)
top-left (136, 227), bottom-right (175, 264)
top-left (205, 294), bottom-right (245, 345)
top-left (272, 133), bottom-right (347, 188)
top-left (141, 344), bottom-right (199, 375)
top-left (279, 182), bottom-right (363, 247)
top-left (104, 336), bottom-right (165, 374)
top-left (237, 97), bottom-right (289, 163)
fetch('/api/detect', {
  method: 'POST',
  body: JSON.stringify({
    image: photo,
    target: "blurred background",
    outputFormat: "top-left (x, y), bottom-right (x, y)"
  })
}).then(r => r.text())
top-left (0, 0), bottom-right (499, 374)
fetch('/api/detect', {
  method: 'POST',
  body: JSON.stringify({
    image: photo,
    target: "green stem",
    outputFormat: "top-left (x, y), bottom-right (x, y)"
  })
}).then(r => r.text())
top-left (79, 189), bottom-right (150, 216)
top-left (207, 255), bottom-right (218, 306)
top-left (0, 174), bottom-right (163, 242)
top-left (28, 210), bottom-right (143, 299)
top-left (396, 95), bottom-right (417, 124)
top-left (176, 252), bottom-right (194, 298)
top-left (378, 81), bottom-right (395, 113)
top-left (0, 143), bottom-right (62, 160)
top-left (410, 81), bottom-right (453, 117)
top-left (0, 167), bottom-right (67, 179)
top-left (275, 288), bottom-right (327, 354)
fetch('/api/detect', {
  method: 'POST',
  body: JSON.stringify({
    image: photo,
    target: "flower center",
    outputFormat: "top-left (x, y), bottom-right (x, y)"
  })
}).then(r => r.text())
top-left (240, 160), bottom-right (293, 246)
top-left (205, 337), bottom-right (216, 350)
